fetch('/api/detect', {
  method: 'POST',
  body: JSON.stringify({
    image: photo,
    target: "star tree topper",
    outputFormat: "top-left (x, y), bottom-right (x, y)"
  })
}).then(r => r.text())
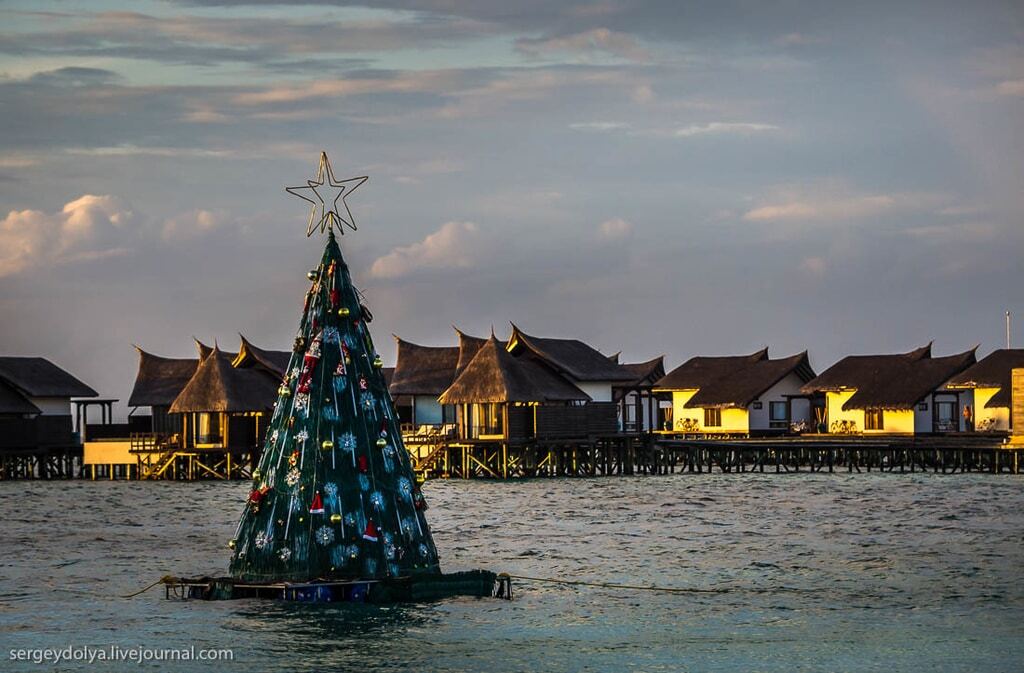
top-left (286, 152), bottom-right (368, 236)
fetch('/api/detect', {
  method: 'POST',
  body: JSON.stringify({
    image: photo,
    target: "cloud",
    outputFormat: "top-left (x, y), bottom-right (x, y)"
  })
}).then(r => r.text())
top-left (516, 28), bottom-right (650, 62)
top-left (673, 122), bottom-right (779, 137)
top-left (597, 217), bottom-right (632, 240)
top-left (995, 79), bottom-right (1024, 96)
top-left (370, 221), bottom-right (482, 279)
top-left (0, 195), bottom-right (134, 277)
top-left (742, 184), bottom-right (946, 223)
top-left (569, 121), bottom-right (630, 132)
top-left (161, 209), bottom-right (226, 241)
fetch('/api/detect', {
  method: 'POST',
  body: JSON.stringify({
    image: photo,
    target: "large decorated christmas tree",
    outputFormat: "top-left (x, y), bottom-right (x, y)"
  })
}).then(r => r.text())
top-left (228, 153), bottom-right (440, 583)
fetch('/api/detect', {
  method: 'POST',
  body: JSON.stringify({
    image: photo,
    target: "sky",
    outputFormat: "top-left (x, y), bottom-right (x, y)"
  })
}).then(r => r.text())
top-left (0, 0), bottom-right (1022, 419)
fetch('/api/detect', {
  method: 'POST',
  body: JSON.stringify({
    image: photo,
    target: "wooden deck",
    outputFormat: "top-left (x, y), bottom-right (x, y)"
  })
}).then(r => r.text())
top-left (413, 433), bottom-right (1024, 478)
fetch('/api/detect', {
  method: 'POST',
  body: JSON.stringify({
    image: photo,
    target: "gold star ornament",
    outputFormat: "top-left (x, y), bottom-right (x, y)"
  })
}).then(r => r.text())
top-left (286, 152), bottom-right (368, 236)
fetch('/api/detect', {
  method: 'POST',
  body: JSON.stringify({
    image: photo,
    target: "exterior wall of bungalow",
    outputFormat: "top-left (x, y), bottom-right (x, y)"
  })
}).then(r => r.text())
top-left (576, 382), bottom-right (613, 403)
top-left (825, 391), bottom-right (914, 434)
top-left (25, 397), bottom-right (74, 416)
top-left (411, 395), bottom-right (447, 426)
top-left (671, 375), bottom-right (813, 434)
top-left (670, 391), bottom-right (749, 433)
top-left (913, 390), bottom-right (966, 433)
top-left (974, 387), bottom-right (1008, 430)
top-left (748, 373), bottom-right (811, 431)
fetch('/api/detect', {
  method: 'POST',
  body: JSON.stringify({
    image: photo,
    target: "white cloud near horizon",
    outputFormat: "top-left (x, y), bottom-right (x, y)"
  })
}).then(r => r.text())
top-left (369, 221), bottom-right (482, 279)
top-left (0, 195), bottom-right (134, 277)
top-left (673, 122), bottom-right (780, 137)
top-left (742, 184), bottom-right (947, 223)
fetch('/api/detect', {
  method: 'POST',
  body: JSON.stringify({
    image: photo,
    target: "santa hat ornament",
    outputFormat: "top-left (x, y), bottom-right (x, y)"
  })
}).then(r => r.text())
top-left (309, 491), bottom-right (324, 514)
top-left (362, 520), bottom-right (379, 542)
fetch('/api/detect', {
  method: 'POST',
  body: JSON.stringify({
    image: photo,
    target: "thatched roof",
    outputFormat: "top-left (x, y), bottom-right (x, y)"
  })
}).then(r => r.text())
top-left (654, 349), bottom-right (768, 391)
top-left (0, 356), bottom-right (97, 398)
top-left (508, 324), bottom-right (635, 382)
top-left (128, 348), bottom-right (199, 407)
top-left (685, 352), bottom-right (815, 409)
top-left (233, 335), bottom-right (291, 378)
top-left (0, 380), bottom-right (41, 415)
top-left (946, 348), bottom-right (1024, 408)
top-left (617, 356), bottom-right (666, 387)
top-left (439, 337), bottom-right (590, 404)
top-left (454, 328), bottom-right (487, 376)
top-left (389, 337), bottom-right (460, 396)
top-left (194, 339), bottom-right (237, 362)
top-left (169, 348), bottom-right (279, 413)
top-left (841, 349), bottom-right (976, 410)
top-left (802, 344), bottom-right (976, 410)
top-left (801, 344), bottom-right (931, 394)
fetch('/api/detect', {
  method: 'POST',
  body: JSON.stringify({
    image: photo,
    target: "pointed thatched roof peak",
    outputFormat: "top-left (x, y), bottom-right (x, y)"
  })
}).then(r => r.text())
top-left (439, 336), bottom-right (589, 404)
top-left (507, 323), bottom-right (634, 382)
top-left (233, 334), bottom-right (291, 377)
top-left (454, 327), bottom-right (489, 376)
top-left (946, 348), bottom-right (1024, 408)
top-left (169, 347), bottom-right (279, 413)
top-left (388, 337), bottom-right (460, 396)
top-left (128, 347), bottom-right (199, 408)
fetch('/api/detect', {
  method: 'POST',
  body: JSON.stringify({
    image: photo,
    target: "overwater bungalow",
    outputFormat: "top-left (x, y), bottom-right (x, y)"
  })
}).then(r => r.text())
top-left (801, 344), bottom-right (976, 434)
top-left (944, 349), bottom-right (1024, 432)
top-left (388, 337), bottom-right (460, 428)
top-left (168, 346), bottom-right (279, 455)
top-left (0, 357), bottom-right (98, 478)
top-left (87, 335), bottom-right (288, 479)
top-left (653, 349), bottom-right (816, 435)
top-left (127, 348), bottom-right (198, 434)
top-left (439, 335), bottom-right (601, 441)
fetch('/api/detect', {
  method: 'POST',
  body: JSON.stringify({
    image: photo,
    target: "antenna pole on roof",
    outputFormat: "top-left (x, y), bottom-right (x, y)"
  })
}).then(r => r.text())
top-left (1007, 310), bottom-right (1012, 349)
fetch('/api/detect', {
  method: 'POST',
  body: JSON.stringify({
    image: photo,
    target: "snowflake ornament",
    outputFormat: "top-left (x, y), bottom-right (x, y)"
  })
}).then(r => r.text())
top-left (315, 526), bottom-right (335, 546)
top-left (338, 432), bottom-right (357, 453)
top-left (278, 547), bottom-right (292, 562)
top-left (323, 482), bottom-right (338, 498)
top-left (254, 531), bottom-right (271, 550)
top-left (370, 491), bottom-right (385, 511)
top-left (285, 468), bottom-right (301, 487)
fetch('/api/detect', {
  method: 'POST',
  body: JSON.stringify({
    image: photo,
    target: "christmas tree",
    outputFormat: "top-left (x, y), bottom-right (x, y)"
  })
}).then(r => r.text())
top-left (228, 154), bottom-right (440, 582)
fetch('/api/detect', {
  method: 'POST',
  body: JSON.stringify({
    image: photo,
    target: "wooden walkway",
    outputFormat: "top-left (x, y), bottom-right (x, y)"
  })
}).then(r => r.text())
top-left (414, 434), bottom-right (1024, 479)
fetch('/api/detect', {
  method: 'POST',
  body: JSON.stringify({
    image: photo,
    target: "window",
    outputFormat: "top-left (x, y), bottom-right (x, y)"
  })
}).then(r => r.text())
top-left (704, 408), bottom-right (722, 427)
top-left (477, 403), bottom-right (504, 436)
top-left (769, 401), bottom-right (788, 421)
top-left (865, 409), bottom-right (884, 431)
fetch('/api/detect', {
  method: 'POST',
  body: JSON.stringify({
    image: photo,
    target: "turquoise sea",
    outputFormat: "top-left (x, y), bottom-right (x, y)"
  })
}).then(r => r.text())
top-left (1, 474), bottom-right (1022, 672)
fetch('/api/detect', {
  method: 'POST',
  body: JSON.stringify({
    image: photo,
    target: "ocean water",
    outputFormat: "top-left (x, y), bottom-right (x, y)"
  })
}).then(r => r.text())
top-left (1, 474), bottom-right (1022, 672)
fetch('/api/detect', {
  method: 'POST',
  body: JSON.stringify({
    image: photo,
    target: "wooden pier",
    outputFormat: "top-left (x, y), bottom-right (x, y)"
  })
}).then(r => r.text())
top-left (413, 434), bottom-right (1024, 479)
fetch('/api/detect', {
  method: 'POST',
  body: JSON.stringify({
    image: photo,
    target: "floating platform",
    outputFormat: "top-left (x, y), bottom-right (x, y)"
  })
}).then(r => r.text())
top-left (162, 570), bottom-right (509, 603)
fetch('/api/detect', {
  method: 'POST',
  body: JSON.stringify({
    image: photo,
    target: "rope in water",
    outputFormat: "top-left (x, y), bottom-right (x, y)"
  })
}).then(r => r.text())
top-left (500, 573), bottom-right (731, 594)
top-left (121, 576), bottom-right (177, 598)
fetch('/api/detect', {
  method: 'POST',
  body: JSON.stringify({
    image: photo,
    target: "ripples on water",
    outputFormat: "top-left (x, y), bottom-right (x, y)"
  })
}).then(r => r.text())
top-left (1, 474), bottom-right (1022, 672)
